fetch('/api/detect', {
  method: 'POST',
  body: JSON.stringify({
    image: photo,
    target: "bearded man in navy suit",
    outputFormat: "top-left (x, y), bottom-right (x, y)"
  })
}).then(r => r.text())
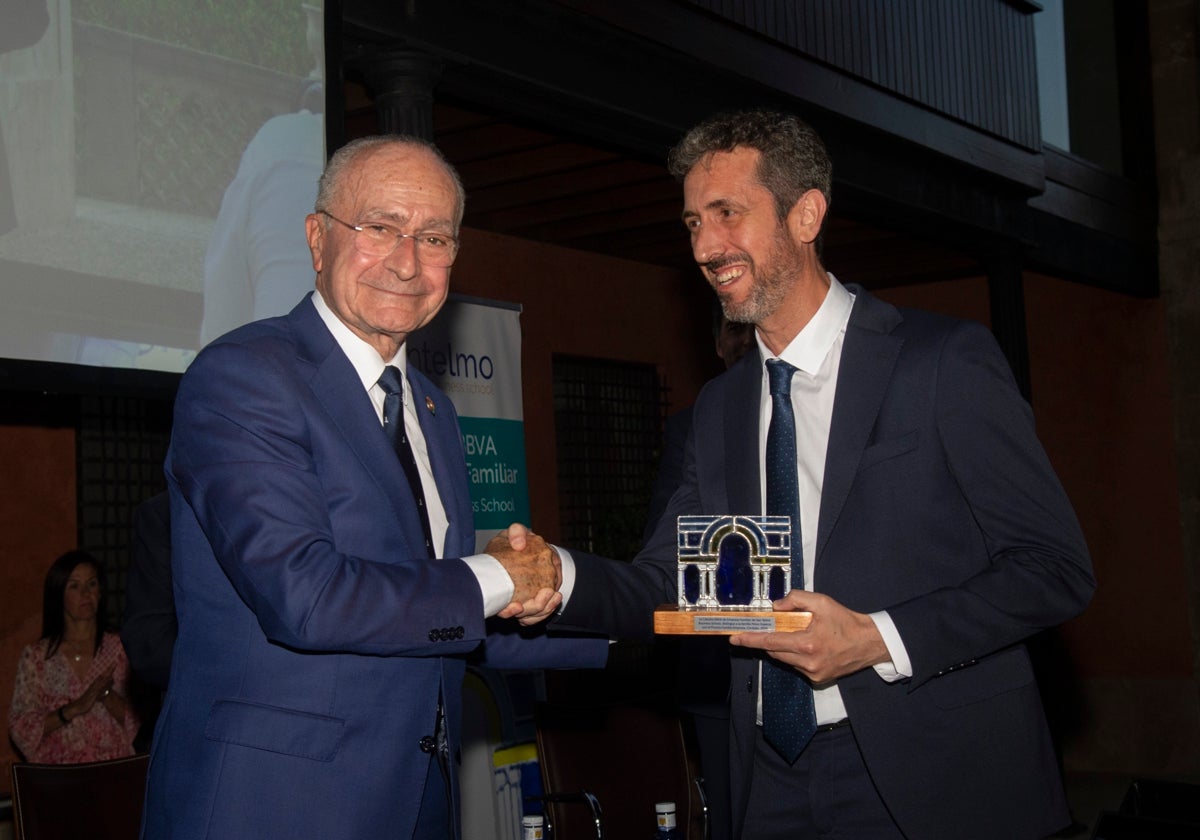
top-left (142, 135), bottom-right (605, 840)
top-left (509, 110), bottom-right (1094, 839)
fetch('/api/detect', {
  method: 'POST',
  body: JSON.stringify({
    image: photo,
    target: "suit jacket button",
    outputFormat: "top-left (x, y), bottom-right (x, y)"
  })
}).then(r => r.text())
top-left (419, 736), bottom-right (437, 754)
top-left (428, 630), bottom-right (438, 642)
top-left (747, 677), bottom-right (753, 693)
top-left (455, 627), bottom-right (464, 639)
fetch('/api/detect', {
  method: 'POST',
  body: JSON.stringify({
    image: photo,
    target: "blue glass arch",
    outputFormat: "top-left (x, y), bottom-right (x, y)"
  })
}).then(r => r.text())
top-left (715, 531), bottom-right (754, 606)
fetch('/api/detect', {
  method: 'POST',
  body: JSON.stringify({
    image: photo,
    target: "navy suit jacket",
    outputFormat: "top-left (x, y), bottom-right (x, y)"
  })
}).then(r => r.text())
top-left (558, 286), bottom-right (1094, 839)
top-left (143, 295), bottom-right (605, 840)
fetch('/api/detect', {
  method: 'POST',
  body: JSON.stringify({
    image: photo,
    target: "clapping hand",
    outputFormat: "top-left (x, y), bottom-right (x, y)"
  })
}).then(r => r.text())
top-left (64, 663), bottom-right (115, 719)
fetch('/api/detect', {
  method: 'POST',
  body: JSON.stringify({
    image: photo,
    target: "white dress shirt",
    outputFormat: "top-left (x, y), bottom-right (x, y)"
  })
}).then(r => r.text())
top-left (312, 291), bottom-right (516, 616)
top-left (755, 275), bottom-right (911, 726)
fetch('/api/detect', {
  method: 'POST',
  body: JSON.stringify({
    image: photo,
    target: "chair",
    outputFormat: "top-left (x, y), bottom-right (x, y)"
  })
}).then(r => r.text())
top-left (10, 753), bottom-right (149, 840)
top-left (534, 699), bottom-right (707, 839)
top-left (1118, 778), bottom-right (1200, 822)
top-left (1088, 778), bottom-right (1200, 840)
top-left (1091, 812), bottom-right (1200, 839)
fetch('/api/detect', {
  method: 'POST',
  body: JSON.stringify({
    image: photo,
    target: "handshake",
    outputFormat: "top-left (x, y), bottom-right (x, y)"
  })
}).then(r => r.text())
top-left (486, 523), bottom-right (562, 623)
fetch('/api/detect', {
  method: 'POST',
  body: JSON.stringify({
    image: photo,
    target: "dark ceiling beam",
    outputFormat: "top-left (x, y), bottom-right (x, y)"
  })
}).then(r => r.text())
top-left (549, 0), bottom-right (1046, 192)
top-left (463, 159), bottom-right (667, 213)
top-left (512, 198), bottom-right (682, 243)
top-left (338, 0), bottom-right (1157, 297)
top-left (342, 0), bottom-right (703, 157)
top-left (1022, 210), bottom-right (1159, 297)
top-left (565, 219), bottom-right (692, 258)
top-left (470, 180), bottom-right (680, 232)
top-left (434, 120), bottom-right (561, 163)
top-left (463, 160), bottom-right (666, 215)
top-left (344, 0), bottom-right (1039, 242)
top-left (454, 144), bottom-right (623, 189)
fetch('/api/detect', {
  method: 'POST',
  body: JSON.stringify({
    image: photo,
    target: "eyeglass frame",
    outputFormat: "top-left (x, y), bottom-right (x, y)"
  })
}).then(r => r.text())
top-left (318, 210), bottom-right (460, 266)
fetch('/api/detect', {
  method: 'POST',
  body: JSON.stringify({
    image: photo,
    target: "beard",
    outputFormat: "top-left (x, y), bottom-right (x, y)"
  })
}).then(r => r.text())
top-left (713, 227), bottom-right (804, 325)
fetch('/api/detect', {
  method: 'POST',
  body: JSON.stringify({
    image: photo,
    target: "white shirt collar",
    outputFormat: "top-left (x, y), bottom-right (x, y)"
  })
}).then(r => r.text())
top-left (755, 273), bottom-right (854, 372)
top-left (311, 290), bottom-right (407, 390)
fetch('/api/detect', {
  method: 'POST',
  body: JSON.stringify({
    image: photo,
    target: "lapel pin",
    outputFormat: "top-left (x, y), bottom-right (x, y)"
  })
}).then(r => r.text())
top-left (425, 396), bottom-right (436, 415)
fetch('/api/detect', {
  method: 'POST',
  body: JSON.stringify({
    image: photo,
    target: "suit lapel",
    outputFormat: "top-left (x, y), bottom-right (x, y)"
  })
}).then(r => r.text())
top-left (816, 288), bottom-right (904, 565)
top-left (408, 368), bottom-right (472, 558)
top-left (289, 297), bottom-right (440, 554)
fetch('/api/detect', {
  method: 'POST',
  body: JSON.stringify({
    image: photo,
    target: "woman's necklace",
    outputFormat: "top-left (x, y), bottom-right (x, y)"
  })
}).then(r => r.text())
top-left (63, 638), bottom-right (91, 663)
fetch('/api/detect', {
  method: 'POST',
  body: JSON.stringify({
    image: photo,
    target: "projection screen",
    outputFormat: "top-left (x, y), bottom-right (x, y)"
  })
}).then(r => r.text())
top-left (0, 0), bottom-right (327, 376)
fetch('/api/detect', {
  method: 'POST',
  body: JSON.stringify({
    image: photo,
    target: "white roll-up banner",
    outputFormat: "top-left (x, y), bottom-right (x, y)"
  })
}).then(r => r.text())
top-left (410, 295), bottom-right (532, 552)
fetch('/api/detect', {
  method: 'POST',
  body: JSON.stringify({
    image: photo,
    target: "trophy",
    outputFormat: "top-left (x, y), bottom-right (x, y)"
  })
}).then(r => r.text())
top-left (653, 514), bottom-right (812, 635)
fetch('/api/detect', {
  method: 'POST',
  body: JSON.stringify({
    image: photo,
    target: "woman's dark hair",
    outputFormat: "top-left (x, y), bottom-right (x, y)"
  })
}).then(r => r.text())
top-left (42, 550), bottom-right (106, 658)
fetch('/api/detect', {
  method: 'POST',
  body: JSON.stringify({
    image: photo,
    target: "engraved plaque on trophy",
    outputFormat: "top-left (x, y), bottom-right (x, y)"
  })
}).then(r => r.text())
top-left (653, 514), bottom-right (812, 635)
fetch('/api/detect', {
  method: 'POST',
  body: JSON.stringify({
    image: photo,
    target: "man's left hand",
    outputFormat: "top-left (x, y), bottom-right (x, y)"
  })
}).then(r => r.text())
top-left (729, 590), bottom-right (889, 684)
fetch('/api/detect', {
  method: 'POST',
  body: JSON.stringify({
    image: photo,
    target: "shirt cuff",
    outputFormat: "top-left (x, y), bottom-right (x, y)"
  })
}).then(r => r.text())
top-left (555, 545), bottom-right (577, 610)
top-left (868, 610), bottom-right (913, 682)
top-left (462, 553), bottom-right (515, 618)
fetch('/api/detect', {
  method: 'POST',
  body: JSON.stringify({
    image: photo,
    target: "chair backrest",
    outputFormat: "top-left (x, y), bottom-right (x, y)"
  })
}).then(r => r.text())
top-left (1119, 779), bottom-right (1200, 822)
top-left (535, 700), bottom-right (701, 839)
top-left (1092, 811), bottom-right (1200, 839)
top-left (11, 753), bottom-right (149, 840)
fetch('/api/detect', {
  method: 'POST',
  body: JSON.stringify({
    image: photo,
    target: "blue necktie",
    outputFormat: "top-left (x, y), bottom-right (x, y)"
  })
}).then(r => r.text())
top-left (378, 366), bottom-right (435, 559)
top-left (760, 358), bottom-right (818, 762)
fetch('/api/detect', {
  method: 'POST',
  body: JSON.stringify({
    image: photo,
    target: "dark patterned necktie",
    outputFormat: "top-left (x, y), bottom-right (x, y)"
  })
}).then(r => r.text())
top-left (760, 358), bottom-right (817, 762)
top-left (378, 366), bottom-right (435, 559)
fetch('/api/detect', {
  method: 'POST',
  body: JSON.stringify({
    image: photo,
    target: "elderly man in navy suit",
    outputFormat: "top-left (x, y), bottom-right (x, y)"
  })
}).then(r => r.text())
top-left (509, 109), bottom-right (1094, 839)
top-left (142, 135), bottom-right (605, 840)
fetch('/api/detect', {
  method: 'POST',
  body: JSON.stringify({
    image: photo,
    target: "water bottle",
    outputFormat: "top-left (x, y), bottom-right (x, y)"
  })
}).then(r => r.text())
top-left (521, 814), bottom-right (544, 840)
top-left (653, 801), bottom-right (679, 839)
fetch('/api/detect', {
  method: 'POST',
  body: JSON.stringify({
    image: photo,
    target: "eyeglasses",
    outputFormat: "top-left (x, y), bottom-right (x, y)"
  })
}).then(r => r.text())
top-left (320, 211), bottom-right (459, 267)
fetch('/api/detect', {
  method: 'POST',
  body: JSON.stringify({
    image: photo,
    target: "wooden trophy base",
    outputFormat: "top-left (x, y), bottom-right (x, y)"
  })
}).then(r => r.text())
top-left (653, 605), bottom-right (813, 635)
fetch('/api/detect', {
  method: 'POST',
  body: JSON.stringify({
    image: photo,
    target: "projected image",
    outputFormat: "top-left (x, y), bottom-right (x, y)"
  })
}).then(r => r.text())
top-left (0, 0), bottom-right (325, 373)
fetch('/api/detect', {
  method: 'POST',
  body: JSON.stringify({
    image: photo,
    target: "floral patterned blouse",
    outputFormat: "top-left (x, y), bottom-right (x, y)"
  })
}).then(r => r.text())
top-left (8, 631), bottom-right (140, 763)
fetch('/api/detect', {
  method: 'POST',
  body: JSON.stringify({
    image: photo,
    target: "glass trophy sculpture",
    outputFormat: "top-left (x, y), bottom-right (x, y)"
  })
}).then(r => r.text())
top-left (653, 514), bottom-right (813, 635)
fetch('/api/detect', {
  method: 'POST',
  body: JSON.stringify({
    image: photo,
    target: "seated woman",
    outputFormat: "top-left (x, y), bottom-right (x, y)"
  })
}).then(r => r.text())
top-left (8, 550), bottom-right (139, 762)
